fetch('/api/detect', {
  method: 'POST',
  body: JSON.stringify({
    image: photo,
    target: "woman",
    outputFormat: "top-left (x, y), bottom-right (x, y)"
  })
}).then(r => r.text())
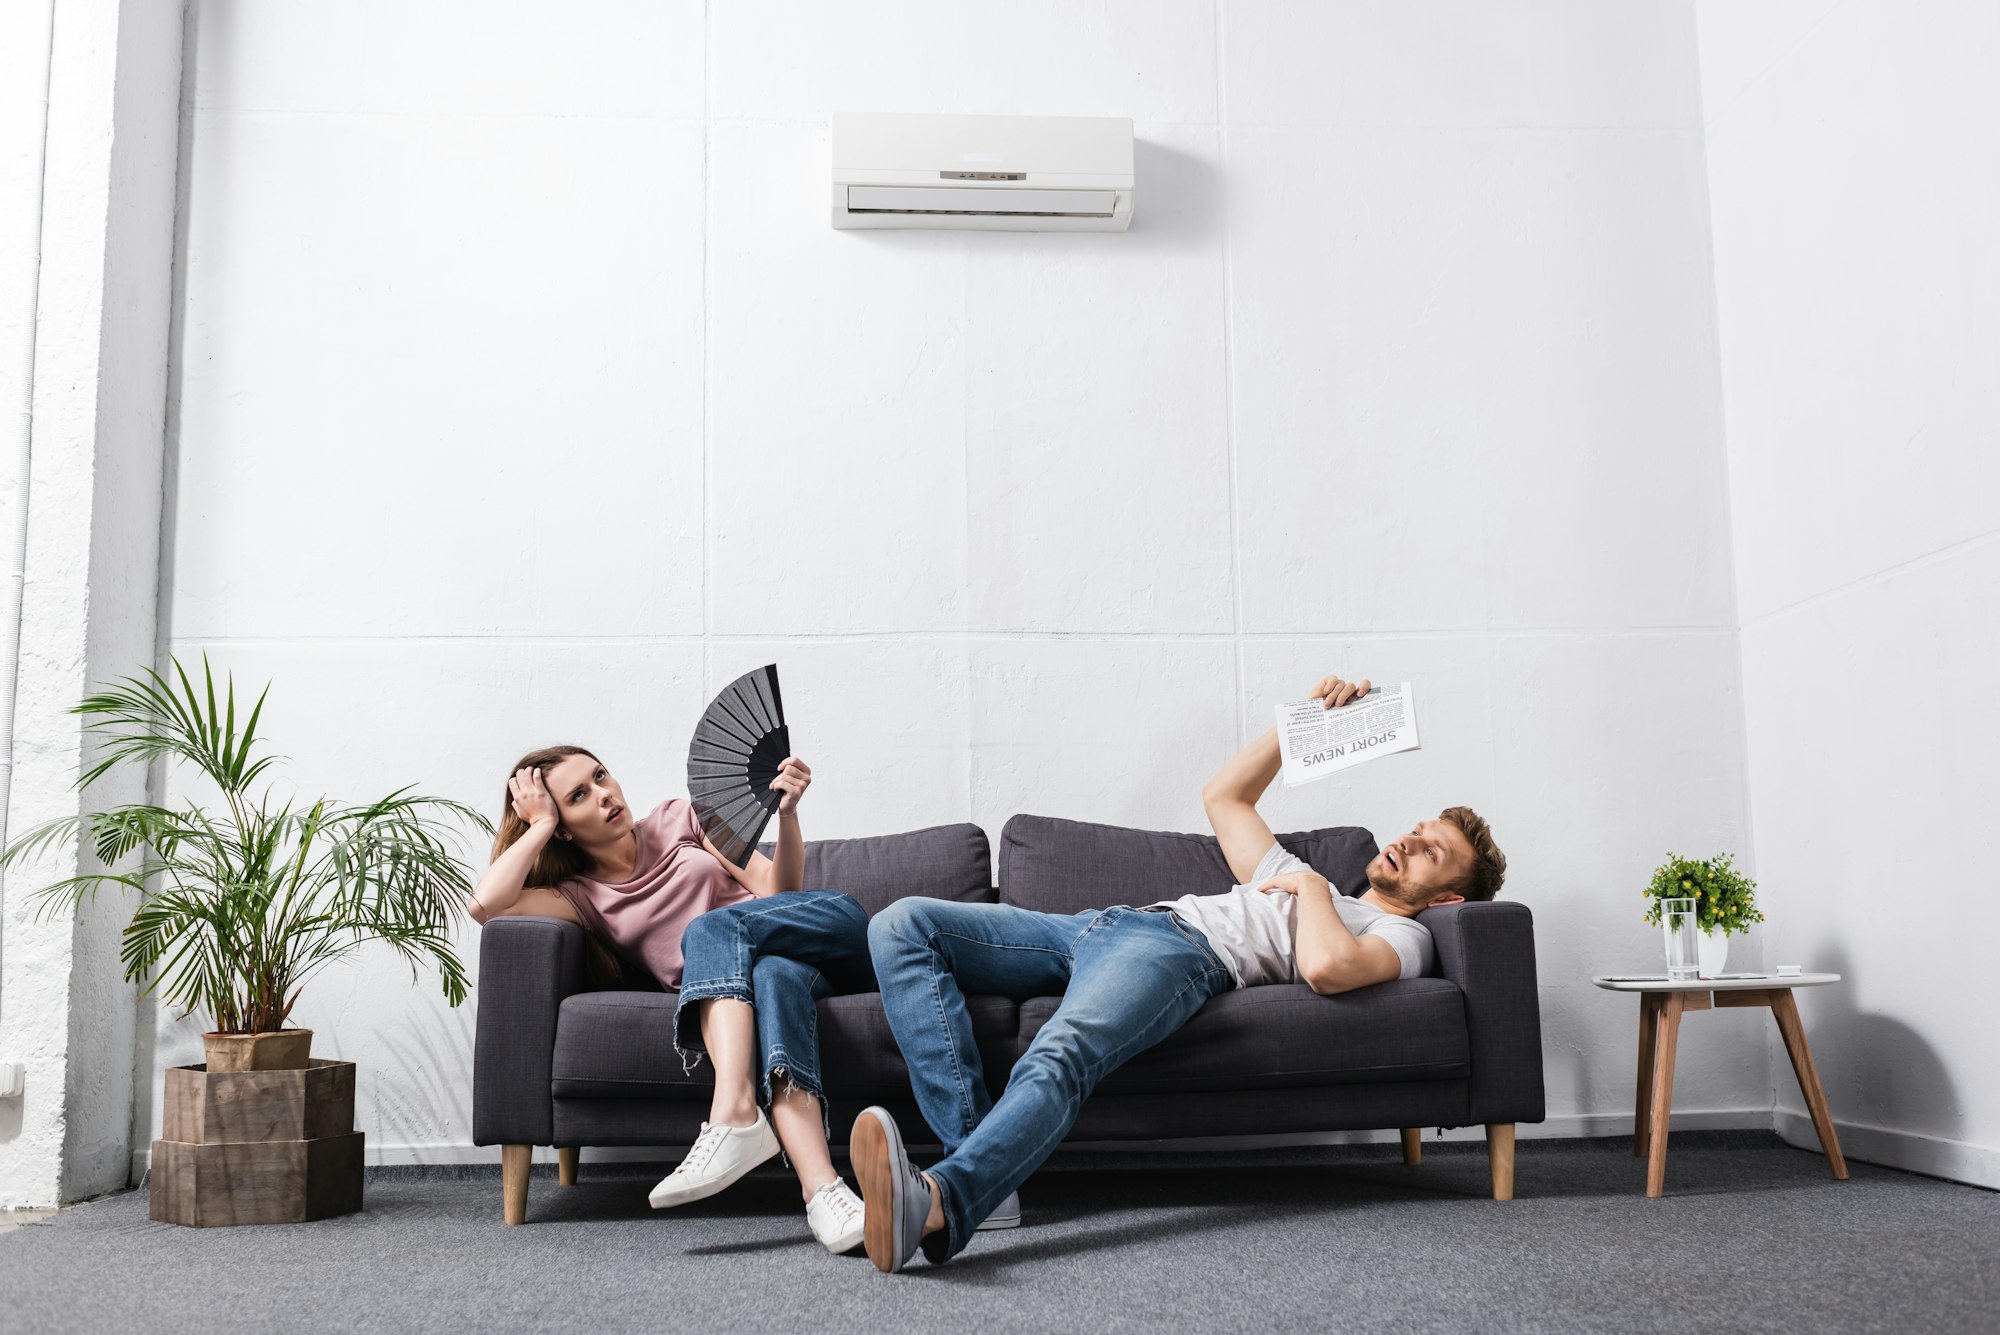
top-left (468, 744), bottom-right (874, 1254)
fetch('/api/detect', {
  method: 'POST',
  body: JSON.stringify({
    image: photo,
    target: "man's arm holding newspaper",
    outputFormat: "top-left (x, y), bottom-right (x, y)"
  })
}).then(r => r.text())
top-left (1203, 672), bottom-right (1374, 882)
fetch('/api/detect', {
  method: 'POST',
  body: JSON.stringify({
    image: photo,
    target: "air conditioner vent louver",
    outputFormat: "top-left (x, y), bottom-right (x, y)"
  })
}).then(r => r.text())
top-left (832, 113), bottom-right (1134, 233)
top-left (845, 186), bottom-right (1119, 219)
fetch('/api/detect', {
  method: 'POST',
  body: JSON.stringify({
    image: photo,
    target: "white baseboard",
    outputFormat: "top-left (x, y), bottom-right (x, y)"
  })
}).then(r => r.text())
top-left (1774, 1110), bottom-right (2000, 1192)
top-left (127, 1107), bottom-right (1773, 1179)
top-left (1066, 1107), bottom-right (1767, 1152)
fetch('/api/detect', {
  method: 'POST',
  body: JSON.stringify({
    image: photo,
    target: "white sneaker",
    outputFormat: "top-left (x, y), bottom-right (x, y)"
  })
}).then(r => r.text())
top-left (648, 1114), bottom-right (781, 1209)
top-left (805, 1178), bottom-right (866, 1254)
top-left (978, 1189), bottom-right (1022, 1231)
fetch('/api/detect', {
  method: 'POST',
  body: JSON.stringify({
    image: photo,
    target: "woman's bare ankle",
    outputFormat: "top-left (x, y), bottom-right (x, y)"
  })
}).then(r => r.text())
top-left (708, 1100), bottom-right (761, 1129)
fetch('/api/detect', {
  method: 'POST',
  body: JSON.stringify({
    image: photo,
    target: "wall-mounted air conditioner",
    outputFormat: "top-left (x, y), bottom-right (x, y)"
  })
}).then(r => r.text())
top-left (830, 113), bottom-right (1134, 232)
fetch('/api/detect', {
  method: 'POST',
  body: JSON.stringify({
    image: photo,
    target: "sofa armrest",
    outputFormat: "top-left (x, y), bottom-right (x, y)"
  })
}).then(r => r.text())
top-left (1418, 900), bottom-right (1545, 1126)
top-left (472, 917), bottom-right (585, 1147)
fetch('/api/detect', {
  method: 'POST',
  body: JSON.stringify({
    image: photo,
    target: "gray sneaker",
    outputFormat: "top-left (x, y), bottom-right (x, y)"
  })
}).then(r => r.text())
top-left (850, 1106), bottom-right (934, 1273)
top-left (978, 1190), bottom-right (1022, 1231)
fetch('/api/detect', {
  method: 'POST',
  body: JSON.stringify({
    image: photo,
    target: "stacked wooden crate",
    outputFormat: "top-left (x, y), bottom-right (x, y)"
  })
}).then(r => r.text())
top-left (150, 1059), bottom-right (364, 1226)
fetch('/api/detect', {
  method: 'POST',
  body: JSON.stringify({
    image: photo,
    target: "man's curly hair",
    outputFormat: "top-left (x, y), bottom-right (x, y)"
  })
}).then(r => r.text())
top-left (1439, 806), bottom-right (1506, 902)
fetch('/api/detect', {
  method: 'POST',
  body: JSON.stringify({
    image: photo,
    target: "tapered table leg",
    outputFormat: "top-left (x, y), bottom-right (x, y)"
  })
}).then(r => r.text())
top-left (1646, 993), bottom-right (1685, 1199)
top-left (1771, 990), bottom-right (1848, 1180)
top-left (1635, 993), bottom-right (1662, 1157)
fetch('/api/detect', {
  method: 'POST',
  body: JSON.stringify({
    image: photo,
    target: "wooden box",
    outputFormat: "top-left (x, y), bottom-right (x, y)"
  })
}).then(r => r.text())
top-left (163, 1059), bottom-right (355, 1143)
top-left (149, 1133), bottom-right (364, 1226)
top-left (149, 1059), bottom-right (364, 1228)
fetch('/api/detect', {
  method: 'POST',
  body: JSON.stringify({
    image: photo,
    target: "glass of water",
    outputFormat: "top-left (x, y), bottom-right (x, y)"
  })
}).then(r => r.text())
top-left (1661, 897), bottom-right (1699, 982)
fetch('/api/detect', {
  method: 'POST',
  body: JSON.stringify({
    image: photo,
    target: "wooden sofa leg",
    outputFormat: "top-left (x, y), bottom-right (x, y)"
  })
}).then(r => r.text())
top-left (1486, 1123), bottom-right (1516, 1201)
top-left (503, 1144), bottom-right (532, 1225)
top-left (559, 1146), bottom-right (580, 1187)
top-left (1400, 1128), bottom-right (1422, 1165)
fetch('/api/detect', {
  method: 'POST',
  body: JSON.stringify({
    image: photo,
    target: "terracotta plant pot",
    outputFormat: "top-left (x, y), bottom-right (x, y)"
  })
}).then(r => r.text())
top-left (203, 1029), bottom-right (313, 1073)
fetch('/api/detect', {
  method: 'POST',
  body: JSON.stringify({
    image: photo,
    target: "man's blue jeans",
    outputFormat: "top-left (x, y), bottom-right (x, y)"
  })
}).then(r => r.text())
top-left (868, 899), bottom-right (1233, 1261)
top-left (674, 890), bottom-right (874, 1114)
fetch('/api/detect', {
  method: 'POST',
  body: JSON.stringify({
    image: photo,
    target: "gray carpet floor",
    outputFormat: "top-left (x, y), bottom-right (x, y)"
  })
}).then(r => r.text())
top-left (1, 1132), bottom-right (1993, 1334)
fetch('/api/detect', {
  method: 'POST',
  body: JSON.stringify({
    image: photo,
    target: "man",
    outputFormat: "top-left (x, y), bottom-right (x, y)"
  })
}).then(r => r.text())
top-left (850, 671), bottom-right (1508, 1272)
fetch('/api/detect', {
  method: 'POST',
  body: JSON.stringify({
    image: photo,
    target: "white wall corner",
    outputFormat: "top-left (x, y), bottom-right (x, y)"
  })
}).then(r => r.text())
top-left (1698, 0), bottom-right (2000, 1191)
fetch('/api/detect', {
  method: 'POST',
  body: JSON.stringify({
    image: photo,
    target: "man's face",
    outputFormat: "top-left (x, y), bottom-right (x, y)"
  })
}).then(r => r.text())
top-left (1365, 819), bottom-right (1476, 909)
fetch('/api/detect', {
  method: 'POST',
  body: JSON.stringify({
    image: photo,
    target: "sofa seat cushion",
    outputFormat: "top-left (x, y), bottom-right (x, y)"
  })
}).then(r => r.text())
top-left (551, 991), bottom-right (706, 1100)
top-left (1017, 978), bottom-right (1469, 1096)
top-left (815, 993), bottom-right (1020, 1100)
top-left (550, 988), bottom-right (1019, 1102)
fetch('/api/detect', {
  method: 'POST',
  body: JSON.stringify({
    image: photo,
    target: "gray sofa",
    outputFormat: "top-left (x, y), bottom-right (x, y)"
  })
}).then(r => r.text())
top-left (472, 814), bottom-right (1544, 1224)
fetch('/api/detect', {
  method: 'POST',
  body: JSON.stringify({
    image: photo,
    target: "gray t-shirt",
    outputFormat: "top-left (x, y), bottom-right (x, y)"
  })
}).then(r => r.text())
top-left (1152, 842), bottom-right (1434, 989)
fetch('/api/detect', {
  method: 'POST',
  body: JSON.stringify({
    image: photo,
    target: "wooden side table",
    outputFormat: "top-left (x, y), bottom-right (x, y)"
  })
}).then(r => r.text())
top-left (1592, 974), bottom-right (1848, 1198)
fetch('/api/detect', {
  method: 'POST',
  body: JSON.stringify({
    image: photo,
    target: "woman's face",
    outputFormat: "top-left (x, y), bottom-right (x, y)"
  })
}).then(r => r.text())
top-left (540, 753), bottom-right (632, 849)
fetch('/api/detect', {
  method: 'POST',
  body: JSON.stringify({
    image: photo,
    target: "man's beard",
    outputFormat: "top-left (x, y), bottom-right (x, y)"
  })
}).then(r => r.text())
top-left (1368, 864), bottom-right (1425, 909)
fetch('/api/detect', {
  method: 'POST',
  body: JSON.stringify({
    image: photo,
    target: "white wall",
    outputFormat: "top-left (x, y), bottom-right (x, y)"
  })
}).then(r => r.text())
top-left (1699, 0), bottom-right (2000, 1186)
top-left (144, 1), bottom-right (1761, 1165)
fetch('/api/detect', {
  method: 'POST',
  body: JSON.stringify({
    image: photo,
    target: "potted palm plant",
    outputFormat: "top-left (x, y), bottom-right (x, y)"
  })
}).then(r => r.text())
top-left (2, 657), bottom-right (487, 1224)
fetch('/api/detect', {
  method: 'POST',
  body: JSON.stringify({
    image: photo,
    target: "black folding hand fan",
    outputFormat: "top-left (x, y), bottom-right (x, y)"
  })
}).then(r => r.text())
top-left (687, 663), bottom-right (790, 867)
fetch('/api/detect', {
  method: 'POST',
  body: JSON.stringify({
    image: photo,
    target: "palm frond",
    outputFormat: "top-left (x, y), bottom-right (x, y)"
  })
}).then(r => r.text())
top-left (123, 887), bottom-right (246, 1022)
top-left (72, 656), bottom-right (283, 797)
top-left (28, 871), bottom-right (149, 920)
top-left (71, 665), bottom-right (208, 791)
top-left (86, 805), bottom-right (191, 865)
top-left (0, 814), bottom-right (91, 868)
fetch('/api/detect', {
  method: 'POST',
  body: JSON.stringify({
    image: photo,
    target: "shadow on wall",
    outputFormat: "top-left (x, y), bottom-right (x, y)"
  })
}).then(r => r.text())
top-left (130, 1005), bottom-right (205, 1172)
top-left (1781, 941), bottom-right (1958, 1153)
top-left (1130, 135), bottom-right (1221, 249)
top-left (370, 1000), bottom-right (477, 1160)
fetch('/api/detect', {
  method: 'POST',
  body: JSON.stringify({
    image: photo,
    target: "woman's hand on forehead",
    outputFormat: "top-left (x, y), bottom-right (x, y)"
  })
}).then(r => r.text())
top-left (510, 766), bottom-right (559, 827)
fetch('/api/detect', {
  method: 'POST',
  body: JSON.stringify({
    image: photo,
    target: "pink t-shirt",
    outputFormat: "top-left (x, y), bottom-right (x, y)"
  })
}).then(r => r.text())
top-left (556, 798), bottom-right (752, 989)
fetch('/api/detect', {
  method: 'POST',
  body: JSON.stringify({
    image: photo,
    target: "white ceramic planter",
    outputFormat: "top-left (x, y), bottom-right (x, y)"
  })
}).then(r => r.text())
top-left (1697, 929), bottom-right (1730, 979)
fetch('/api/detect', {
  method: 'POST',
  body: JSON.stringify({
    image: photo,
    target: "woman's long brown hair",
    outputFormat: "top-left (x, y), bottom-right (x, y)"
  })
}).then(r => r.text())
top-left (494, 744), bottom-right (625, 989)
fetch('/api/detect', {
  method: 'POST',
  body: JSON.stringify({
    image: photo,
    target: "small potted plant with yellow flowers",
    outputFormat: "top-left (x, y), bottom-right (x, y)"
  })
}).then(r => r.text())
top-left (1643, 853), bottom-right (1764, 978)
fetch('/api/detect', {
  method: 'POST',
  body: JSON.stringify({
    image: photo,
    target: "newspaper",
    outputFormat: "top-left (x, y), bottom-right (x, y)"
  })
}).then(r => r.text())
top-left (1276, 682), bottom-right (1420, 787)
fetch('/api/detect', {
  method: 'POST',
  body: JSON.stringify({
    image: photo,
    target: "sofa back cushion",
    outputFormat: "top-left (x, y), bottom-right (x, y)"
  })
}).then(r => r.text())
top-left (758, 822), bottom-right (993, 915)
top-left (998, 814), bottom-right (1379, 915)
